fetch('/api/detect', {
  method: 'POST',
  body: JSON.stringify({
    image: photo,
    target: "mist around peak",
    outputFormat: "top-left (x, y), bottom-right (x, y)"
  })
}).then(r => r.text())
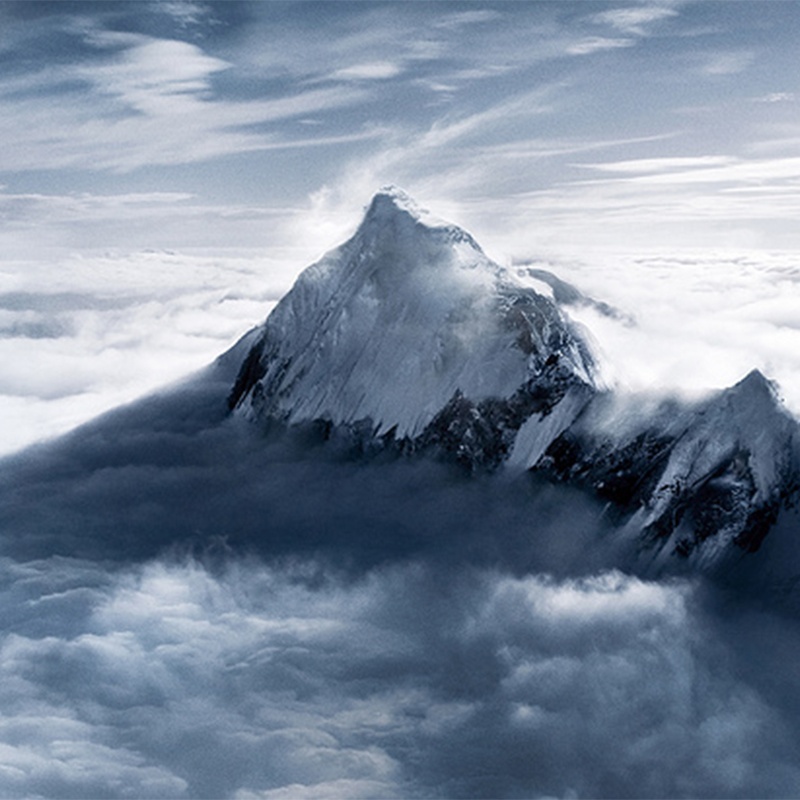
top-left (228, 190), bottom-right (597, 443)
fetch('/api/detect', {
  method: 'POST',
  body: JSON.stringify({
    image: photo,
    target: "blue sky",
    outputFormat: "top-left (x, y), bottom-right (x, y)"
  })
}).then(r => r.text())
top-left (2, 0), bottom-right (800, 453)
top-left (1, 0), bottom-right (800, 252)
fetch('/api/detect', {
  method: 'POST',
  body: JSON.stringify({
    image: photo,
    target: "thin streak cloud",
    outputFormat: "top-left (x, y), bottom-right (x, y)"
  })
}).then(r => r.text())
top-left (700, 50), bottom-right (755, 76)
top-left (590, 5), bottom-right (681, 36)
top-left (330, 62), bottom-right (404, 81)
top-left (576, 155), bottom-right (737, 173)
top-left (578, 155), bottom-right (800, 186)
top-left (566, 36), bottom-right (634, 56)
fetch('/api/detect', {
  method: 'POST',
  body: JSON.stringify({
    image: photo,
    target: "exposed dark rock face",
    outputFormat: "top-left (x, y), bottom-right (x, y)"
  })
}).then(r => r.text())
top-left (228, 334), bottom-right (267, 410)
top-left (538, 429), bottom-right (675, 509)
top-left (415, 357), bottom-right (587, 471)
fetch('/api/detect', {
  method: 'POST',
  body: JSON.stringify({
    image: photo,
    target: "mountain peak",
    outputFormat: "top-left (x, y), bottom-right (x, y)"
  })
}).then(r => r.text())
top-left (732, 369), bottom-right (778, 400)
top-left (714, 369), bottom-right (784, 422)
top-left (229, 190), bottom-right (597, 439)
top-left (358, 186), bottom-right (483, 254)
top-left (366, 185), bottom-right (424, 219)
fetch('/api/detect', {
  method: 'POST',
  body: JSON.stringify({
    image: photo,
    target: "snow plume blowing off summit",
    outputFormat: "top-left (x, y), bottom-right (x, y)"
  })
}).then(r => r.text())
top-left (2, 189), bottom-right (800, 799)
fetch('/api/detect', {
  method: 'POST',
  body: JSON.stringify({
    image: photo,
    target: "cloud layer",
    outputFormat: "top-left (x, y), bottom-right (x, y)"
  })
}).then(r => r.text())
top-left (0, 553), bottom-right (799, 799)
top-left (1, 6), bottom-right (800, 797)
top-left (2, 239), bottom-right (798, 456)
top-left (532, 249), bottom-right (800, 414)
top-left (1, 301), bottom-right (800, 799)
top-left (0, 248), bottom-right (299, 454)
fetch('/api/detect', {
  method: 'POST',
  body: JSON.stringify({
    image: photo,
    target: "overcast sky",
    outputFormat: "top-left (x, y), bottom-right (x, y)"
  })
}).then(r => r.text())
top-left (2, 0), bottom-right (800, 452)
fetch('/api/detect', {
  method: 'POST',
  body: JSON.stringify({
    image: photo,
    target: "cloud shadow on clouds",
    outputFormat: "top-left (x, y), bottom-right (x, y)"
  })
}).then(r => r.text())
top-left (0, 346), bottom-right (620, 576)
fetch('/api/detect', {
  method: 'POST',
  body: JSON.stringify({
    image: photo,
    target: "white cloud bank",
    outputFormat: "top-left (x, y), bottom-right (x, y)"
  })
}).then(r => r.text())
top-left (1, 222), bottom-right (799, 456)
top-left (548, 249), bottom-right (800, 413)
top-left (0, 247), bottom-right (299, 454)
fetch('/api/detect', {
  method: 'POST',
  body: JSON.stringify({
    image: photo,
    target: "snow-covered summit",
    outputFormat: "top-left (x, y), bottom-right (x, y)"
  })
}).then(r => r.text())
top-left (726, 368), bottom-right (780, 406)
top-left (360, 186), bottom-right (484, 252)
top-left (657, 369), bottom-right (793, 501)
top-left (638, 368), bottom-right (799, 553)
top-left (229, 189), bottom-right (597, 441)
top-left (363, 185), bottom-right (437, 225)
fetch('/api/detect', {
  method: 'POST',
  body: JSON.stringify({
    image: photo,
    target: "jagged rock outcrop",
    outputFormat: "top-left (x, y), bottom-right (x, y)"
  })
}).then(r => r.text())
top-left (535, 371), bottom-right (800, 564)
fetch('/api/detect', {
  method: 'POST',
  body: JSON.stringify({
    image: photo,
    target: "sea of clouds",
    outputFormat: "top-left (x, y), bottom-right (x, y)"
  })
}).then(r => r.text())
top-left (1, 364), bottom-right (800, 798)
top-left (1, 548), bottom-right (800, 798)
top-left (0, 248), bottom-right (300, 455)
top-left (2, 225), bottom-right (800, 797)
top-left (2, 242), bottom-right (800, 456)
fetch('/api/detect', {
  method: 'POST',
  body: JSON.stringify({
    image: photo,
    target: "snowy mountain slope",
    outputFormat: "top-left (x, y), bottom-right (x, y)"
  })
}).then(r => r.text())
top-left (229, 187), bottom-right (597, 459)
top-left (0, 188), bottom-right (796, 584)
top-left (636, 370), bottom-right (800, 565)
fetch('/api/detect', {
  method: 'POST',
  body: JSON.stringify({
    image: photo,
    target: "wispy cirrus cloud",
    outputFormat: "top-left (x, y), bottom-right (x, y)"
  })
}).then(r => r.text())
top-left (589, 4), bottom-right (681, 35)
top-left (483, 159), bottom-right (800, 254)
top-left (575, 155), bottom-right (737, 173)
top-left (329, 61), bottom-right (404, 82)
top-left (566, 36), bottom-right (634, 56)
top-left (699, 50), bottom-right (755, 76)
top-left (0, 32), bottom-right (373, 173)
top-left (755, 92), bottom-right (797, 104)
top-left (82, 33), bottom-right (232, 114)
top-left (153, 0), bottom-right (214, 30)
top-left (0, 1), bottom-right (697, 186)
top-left (576, 154), bottom-right (800, 186)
